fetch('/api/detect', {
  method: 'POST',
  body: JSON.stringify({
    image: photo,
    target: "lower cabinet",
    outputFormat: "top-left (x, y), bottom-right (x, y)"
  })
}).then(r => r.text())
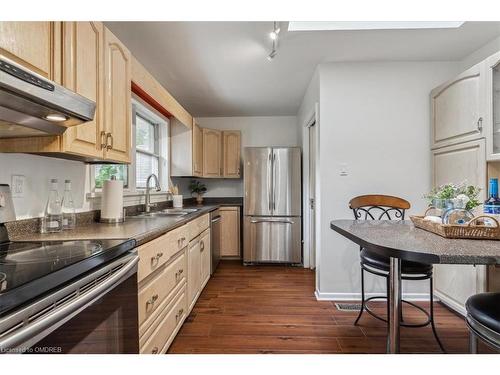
top-left (187, 237), bottom-right (202, 311)
top-left (431, 139), bottom-right (487, 314)
top-left (220, 206), bottom-right (241, 258)
top-left (136, 213), bottom-right (211, 354)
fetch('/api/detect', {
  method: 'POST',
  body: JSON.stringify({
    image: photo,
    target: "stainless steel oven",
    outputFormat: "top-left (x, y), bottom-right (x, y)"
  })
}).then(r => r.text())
top-left (210, 209), bottom-right (221, 274)
top-left (0, 251), bottom-right (139, 354)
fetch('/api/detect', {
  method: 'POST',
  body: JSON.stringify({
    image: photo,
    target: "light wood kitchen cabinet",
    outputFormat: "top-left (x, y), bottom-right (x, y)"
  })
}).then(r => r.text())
top-left (0, 22), bottom-right (61, 80)
top-left (193, 121), bottom-right (204, 176)
top-left (102, 27), bottom-right (132, 163)
top-left (170, 118), bottom-right (203, 177)
top-left (0, 23), bottom-right (131, 163)
top-left (431, 139), bottom-right (487, 315)
top-left (203, 128), bottom-right (222, 177)
top-left (187, 237), bottom-right (202, 311)
top-left (431, 62), bottom-right (486, 149)
top-left (220, 206), bottom-right (241, 258)
top-left (61, 21), bottom-right (104, 158)
top-left (200, 229), bottom-right (211, 288)
top-left (485, 51), bottom-right (500, 161)
top-left (223, 130), bottom-right (241, 178)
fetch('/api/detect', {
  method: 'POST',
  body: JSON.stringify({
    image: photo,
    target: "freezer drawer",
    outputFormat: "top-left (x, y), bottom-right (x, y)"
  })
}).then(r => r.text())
top-left (243, 216), bottom-right (302, 264)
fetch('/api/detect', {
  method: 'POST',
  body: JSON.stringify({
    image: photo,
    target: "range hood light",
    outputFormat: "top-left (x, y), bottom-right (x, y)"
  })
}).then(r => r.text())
top-left (45, 114), bottom-right (68, 122)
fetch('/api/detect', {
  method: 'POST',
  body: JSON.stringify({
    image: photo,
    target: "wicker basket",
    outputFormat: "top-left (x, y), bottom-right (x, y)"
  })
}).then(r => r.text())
top-left (410, 213), bottom-right (500, 240)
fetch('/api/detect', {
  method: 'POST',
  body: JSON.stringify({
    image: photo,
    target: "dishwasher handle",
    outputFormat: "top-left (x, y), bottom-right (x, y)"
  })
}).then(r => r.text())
top-left (211, 216), bottom-right (221, 223)
top-left (0, 253), bottom-right (139, 352)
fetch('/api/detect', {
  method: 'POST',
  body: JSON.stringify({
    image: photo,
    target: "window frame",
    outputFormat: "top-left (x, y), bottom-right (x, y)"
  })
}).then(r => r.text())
top-left (91, 98), bottom-right (169, 193)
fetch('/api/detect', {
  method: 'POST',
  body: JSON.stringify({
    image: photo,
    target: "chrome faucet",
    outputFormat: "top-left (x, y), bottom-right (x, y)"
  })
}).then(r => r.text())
top-left (145, 173), bottom-right (161, 213)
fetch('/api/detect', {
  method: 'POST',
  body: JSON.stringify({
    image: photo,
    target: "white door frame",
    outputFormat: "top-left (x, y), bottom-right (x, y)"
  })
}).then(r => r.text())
top-left (302, 102), bottom-right (320, 273)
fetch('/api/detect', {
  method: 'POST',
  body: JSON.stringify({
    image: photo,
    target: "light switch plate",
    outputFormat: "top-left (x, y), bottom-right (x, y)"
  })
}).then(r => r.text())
top-left (339, 163), bottom-right (348, 177)
top-left (11, 175), bottom-right (26, 198)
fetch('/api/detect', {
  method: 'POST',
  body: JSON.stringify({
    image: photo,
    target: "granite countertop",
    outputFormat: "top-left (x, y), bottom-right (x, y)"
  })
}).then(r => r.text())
top-left (330, 219), bottom-right (500, 265)
top-left (8, 201), bottom-right (241, 246)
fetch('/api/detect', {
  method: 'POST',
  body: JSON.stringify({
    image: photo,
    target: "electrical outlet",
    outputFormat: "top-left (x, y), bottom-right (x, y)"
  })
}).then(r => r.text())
top-left (11, 175), bottom-right (26, 198)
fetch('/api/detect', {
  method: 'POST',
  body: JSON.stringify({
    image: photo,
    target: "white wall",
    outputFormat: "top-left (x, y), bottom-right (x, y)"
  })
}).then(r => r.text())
top-left (460, 35), bottom-right (500, 70)
top-left (313, 61), bottom-right (459, 299)
top-left (0, 153), bottom-right (91, 219)
top-left (172, 116), bottom-right (298, 198)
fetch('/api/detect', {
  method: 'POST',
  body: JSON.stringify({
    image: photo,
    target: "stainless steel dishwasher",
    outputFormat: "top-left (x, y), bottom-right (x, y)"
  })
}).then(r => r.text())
top-left (210, 209), bottom-right (221, 274)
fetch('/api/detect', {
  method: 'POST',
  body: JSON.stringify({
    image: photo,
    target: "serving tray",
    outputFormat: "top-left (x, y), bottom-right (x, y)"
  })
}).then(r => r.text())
top-left (410, 215), bottom-right (500, 240)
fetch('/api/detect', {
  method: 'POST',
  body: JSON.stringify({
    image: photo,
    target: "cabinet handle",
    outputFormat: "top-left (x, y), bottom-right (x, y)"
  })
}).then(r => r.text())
top-left (146, 294), bottom-right (159, 306)
top-left (100, 131), bottom-right (107, 150)
top-left (175, 268), bottom-right (184, 282)
top-left (151, 347), bottom-right (159, 354)
top-left (175, 308), bottom-right (184, 322)
top-left (150, 252), bottom-right (163, 264)
top-left (200, 240), bottom-right (205, 252)
top-left (106, 132), bottom-right (113, 150)
top-left (477, 117), bottom-right (483, 132)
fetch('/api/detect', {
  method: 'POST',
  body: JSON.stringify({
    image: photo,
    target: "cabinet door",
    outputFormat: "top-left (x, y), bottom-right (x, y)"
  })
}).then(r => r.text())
top-left (0, 22), bottom-right (60, 80)
top-left (202, 128), bottom-right (222, 177)
top-left (431, 62), bottom-right (486, 149)
top-left (223, 131), bottom-right (241, 178)
top-left (187, 239), bottom-right (201, 311)
top-left (103, 27), bottom-right (132, 163)
top-left (220, 207), bottom-right (240, 257)
top-left (192, 122), bottom-right (203, 176)
top-left (61, 22), bottom-right (104, 158)
top-left (485, 51), bottom-right (500, 161)
top-left (200, 229), bottom-right (211, 287)
top-left (432, 139), bottom-right (487, 314)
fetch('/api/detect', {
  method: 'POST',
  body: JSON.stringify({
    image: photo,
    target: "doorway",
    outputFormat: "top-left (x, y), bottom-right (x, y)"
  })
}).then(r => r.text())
top-left (307, 120), bottom-right (317, 269)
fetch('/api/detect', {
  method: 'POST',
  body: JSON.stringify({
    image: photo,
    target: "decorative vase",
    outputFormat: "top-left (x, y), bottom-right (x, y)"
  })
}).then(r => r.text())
top-left (196, 194), bottom-right (203, 205)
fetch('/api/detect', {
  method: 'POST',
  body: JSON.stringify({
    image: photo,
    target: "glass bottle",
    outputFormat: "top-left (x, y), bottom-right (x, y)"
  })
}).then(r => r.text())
top-left (62, 179), bottom-right (76, 230)
top-left (43, 179), bottom-right (63, 233)
top-left (484, 178), bottom-right (500, 217)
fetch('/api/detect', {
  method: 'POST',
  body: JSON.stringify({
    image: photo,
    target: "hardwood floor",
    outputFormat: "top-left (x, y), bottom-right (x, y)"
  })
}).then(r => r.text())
top-left (168, 260), bottom-right (489, 354)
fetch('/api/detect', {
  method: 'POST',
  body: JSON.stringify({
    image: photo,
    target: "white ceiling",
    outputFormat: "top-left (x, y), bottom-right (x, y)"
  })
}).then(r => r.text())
top-left (105, 21), bottom-right (500, 117)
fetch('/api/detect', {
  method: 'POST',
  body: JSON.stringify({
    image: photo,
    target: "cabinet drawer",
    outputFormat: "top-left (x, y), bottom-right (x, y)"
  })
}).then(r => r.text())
top-left (188, 213), bottom-right (210, 241)
top-left (140, 285), bottom-right (187, 354)
top-left (137, 224), bottom-right (188, 282)
top-left (138, 252), bottom-right (186, 329)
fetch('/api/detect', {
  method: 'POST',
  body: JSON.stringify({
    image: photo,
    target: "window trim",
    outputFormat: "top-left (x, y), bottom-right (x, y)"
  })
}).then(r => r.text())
top-left (91, 98), bottom-right (169, 193)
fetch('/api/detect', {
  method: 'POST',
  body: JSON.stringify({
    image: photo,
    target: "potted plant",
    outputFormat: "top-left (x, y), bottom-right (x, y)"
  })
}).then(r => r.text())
top-left (424, 181), bottom-right (482, 219)
top-left (189, 180), bottom-right (207, 205)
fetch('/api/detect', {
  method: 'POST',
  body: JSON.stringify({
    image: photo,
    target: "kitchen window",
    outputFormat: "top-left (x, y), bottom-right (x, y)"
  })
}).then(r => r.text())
top-left (92, 99), bottom-right (169, 192)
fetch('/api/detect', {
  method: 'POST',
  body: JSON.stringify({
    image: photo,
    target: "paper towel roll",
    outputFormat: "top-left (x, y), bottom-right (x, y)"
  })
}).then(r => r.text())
top-left (101, 178), bottom-right (124, 223)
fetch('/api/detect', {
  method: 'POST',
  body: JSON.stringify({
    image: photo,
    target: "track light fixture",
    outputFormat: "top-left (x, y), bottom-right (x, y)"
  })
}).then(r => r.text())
top-left (267, 22), bottom-right (280, 61)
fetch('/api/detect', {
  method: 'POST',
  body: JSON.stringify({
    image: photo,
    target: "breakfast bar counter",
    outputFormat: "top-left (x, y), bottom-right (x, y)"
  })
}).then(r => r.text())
top-left (330, 219), bottom-right (500, 353)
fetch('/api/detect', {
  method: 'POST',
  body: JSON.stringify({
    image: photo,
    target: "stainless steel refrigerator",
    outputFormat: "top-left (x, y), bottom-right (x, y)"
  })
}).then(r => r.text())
top-left (243, 147), bottom-right (302, 264)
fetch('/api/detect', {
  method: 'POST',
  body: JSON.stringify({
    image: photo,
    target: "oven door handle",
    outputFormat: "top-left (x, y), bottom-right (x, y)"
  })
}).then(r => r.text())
top-left (0, 253), bottom-right (139, 353)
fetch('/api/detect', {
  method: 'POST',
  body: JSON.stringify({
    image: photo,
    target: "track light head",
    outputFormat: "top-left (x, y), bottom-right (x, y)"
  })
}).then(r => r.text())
top-left (267, 50), bottom-right (277, 61)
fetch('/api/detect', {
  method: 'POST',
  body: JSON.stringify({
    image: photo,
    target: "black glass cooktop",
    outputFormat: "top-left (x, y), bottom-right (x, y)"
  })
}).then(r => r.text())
top-left (0, 238), bottom-right (136, 316)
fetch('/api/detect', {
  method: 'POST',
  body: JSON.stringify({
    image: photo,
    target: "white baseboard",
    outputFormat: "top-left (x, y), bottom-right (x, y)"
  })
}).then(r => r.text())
top-left (315, 290), bottom-right (433, 302)
top-left (433, 291), bottom-right (466, 316)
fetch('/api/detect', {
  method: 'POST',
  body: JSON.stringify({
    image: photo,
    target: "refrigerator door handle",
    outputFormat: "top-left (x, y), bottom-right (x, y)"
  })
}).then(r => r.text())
top-left (272, 151), bottom-right (277, 212)
top-left (250, 219), bottom-right (295, 225)
top-left (268, 151), bottom-right (273, 213)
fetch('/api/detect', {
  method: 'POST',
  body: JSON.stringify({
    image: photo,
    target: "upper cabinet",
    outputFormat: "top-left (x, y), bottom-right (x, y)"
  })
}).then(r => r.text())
top-left (61, 22), bottom-right (104, 159)
top-left (485, 51), bottom-right (500, 161)
top-left (0, 22), bottom-right (131, 163)
top-left (192, 121), bottom-right (203, 176)
top-left (102, 28), bottom-right (132, 163)
top-left (431, 62), bottom-right (486, 149)
top-left (0, 22), bottom-right (61, 81)
top-left (222, 130), bottom-right (241, 178)
top-left (202, 128), bottom-right (222, 177)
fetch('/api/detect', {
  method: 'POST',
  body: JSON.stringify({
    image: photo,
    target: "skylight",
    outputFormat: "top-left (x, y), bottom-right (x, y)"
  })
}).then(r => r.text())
top-left (288, 21), bottom-right (465, 31)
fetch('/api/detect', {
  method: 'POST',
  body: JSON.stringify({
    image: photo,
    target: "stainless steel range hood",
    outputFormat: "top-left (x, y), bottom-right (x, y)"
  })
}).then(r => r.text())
top-left (0, 56), bottom-right (96, 138)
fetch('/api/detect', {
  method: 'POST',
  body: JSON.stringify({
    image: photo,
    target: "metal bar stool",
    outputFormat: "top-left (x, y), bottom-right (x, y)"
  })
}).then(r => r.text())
top-left (466, 292), bottom-right (500, 353)
top-left (349, 194), bottom-right (445, 352)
